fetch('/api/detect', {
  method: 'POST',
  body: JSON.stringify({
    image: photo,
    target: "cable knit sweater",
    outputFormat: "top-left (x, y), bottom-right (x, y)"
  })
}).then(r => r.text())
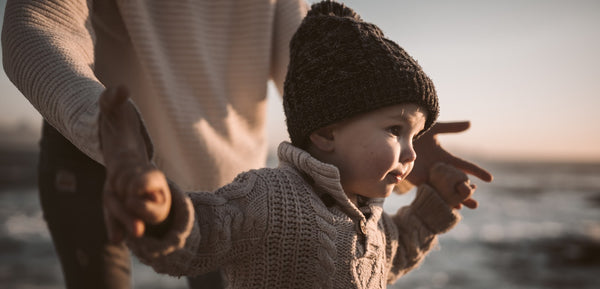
top-left (2, 0), bottom-right (308, 191)
top-left (128, 142), bottom-right (460, 289)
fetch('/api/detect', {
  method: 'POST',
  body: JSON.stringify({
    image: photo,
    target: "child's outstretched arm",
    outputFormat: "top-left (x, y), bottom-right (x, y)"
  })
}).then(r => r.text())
top-left (99, 88), bottom-right (270, 277)
top-left (386, 162), bottom-right (477, 283)
top-left (98, 86), bottom-right (171, 243)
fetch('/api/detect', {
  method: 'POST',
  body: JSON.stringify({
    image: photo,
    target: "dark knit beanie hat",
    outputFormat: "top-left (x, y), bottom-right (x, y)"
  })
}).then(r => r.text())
top-left (283, 0), bottom-right (439, 148)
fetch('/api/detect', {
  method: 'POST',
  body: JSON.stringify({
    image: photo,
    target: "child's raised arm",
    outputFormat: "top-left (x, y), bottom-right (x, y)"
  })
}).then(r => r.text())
top-left (387, 162), bottom-right (478, 282)
top-left (98, 87), bottom-right (171, 243)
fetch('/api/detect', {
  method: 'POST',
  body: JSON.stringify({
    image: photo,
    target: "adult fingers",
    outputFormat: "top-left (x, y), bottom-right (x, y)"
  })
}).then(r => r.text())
top-left (449, 155), bottom-right (494, 182)
top-left (108, 163), bottom-right (149, 199)
top-left (104, 207), bottom-right (125, 244)
top-left (428, 121), bottom-right (494, 182)
top-left (102, 179), bottom-right (124, 243)
top-left (100, 86), bottom-right (129, 115)
top-left (462, 198), bottom-right (479, 209)
top-left (104, 188), bottom-right (145, 238)
top-left (429, 121), bottom-right (470, 135)
top-left (98, 86), bottom-right (148, 168)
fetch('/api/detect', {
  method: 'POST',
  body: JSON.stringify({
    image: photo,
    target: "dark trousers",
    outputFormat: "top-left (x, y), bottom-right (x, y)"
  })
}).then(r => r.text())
top-left (38, 121), bottom-right (224, 288)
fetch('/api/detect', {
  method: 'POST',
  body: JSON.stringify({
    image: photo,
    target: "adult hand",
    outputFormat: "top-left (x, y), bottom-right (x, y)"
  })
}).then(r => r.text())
top-left (406, 121), bottom-right (493, 186)
top-left (99, 86), bottom-right (149, 169)
top-left (99, 86), bottom-right (171, 243)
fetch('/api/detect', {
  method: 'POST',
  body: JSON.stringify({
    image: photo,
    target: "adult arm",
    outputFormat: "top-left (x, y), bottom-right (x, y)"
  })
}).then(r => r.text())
top-left (2, 0), bottom-right (106, 163)
top-left (270, 0), bottom-right (309, 94)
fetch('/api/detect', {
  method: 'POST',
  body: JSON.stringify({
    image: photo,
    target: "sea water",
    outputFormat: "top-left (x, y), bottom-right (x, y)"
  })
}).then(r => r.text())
top-left (1, 161), bottom-right (599, 289)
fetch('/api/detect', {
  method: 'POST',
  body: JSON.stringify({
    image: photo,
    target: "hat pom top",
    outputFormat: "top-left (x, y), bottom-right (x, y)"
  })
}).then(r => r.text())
top-left (307, 0), bottom-right (361, 20)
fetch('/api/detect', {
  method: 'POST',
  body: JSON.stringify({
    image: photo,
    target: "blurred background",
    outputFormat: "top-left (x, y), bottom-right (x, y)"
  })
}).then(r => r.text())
top-left (1, 0), bottom-right (599, 288)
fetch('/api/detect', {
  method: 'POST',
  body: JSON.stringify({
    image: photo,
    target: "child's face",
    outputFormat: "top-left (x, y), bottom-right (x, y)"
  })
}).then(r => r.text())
top-left (328, 104), bottom-right (426, 203)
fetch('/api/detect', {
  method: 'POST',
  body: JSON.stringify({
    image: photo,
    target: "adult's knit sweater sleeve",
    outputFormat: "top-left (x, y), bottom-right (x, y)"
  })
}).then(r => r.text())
top-left (270, 0), bottom-right (308, 95)
top-left (127, 171), bottom-right (269, 277)
top-left (385, 184), bottom-right (461, 283)
top-left (2, 0), bottom-right (106, 163)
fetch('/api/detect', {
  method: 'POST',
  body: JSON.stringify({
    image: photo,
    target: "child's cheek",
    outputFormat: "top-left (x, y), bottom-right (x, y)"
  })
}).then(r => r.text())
top-left (371, 147), bottom-right (398, 178)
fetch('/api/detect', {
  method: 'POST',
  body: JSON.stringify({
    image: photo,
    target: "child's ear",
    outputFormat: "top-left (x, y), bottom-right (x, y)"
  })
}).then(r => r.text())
top-left (309, 125), bottom-right (335, 152)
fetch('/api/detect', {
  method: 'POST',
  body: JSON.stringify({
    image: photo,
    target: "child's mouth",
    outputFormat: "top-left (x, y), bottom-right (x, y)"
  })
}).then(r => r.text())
top-left (388, 172), bottom-right (403, 183)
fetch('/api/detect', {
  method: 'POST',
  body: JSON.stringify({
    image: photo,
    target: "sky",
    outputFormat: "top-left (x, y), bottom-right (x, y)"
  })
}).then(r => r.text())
top-left (2, 0), bottom-right (600, 162)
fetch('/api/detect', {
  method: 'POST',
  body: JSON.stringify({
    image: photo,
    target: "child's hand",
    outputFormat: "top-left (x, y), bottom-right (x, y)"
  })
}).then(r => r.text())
top-left (103, 163), bottom-right (172, 243)
top-left (428, 162), bottom-right (478, 210)
top-left (99, 87), bottom-right (172, 243)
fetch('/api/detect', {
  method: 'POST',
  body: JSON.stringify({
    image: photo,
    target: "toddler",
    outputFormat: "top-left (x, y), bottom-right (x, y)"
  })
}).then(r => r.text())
top-left (101, 1), bottom-right (477, 288)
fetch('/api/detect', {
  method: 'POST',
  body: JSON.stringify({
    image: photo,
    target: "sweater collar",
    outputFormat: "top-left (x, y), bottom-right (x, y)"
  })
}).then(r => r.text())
top-left (277, 142), bottom-right (383, 221)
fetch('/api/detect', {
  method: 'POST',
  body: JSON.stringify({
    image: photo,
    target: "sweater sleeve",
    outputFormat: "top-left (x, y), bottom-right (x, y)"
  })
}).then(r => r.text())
top-left (386, 184), bottom-right (461, 283)
top-left (127, 171), bottom-right (269, 277)
top-left (270, 0), bottom-right (309, 95)
top-left (2, 0), bottom-right (106, 163)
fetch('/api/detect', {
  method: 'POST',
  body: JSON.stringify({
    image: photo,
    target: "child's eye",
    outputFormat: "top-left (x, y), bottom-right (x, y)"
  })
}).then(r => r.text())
top-left (387, 125), bottom-right (403, 136)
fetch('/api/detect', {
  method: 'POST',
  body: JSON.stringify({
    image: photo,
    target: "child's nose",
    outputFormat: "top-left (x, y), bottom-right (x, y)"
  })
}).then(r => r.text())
top-left (399, 145), bottom-right (417, 164)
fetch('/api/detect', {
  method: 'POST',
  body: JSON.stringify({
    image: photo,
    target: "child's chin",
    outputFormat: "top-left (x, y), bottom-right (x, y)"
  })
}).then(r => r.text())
top-left (382, 188), bottom-right (394, 198)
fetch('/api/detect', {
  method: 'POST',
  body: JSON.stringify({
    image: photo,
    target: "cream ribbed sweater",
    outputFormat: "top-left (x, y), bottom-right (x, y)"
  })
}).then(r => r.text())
top-left (2, 0), bottom-right (308, 191)
top-left (129, 142), bottom-right (461, 289)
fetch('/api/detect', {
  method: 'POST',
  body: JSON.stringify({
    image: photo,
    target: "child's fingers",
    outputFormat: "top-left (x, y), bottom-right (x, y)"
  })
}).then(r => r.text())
top-left (456, 183), bottom-right (478, 209)
top-left (429, 162), bottom-right (468, 194)
top-left (456, 182), bottom-right (470, 198)
top-left (456, 181), bottom-right (475, 199)
top-left (430, 163), bottom-right (467, 206)
top-left (455, 182), bottom-right (477, 209)
top-left (125, 170), bottom-right (171, 225)
top-left (429, 163), bottom-right (483, 209)
top-left (127, 195), bottom-right (169, 225)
